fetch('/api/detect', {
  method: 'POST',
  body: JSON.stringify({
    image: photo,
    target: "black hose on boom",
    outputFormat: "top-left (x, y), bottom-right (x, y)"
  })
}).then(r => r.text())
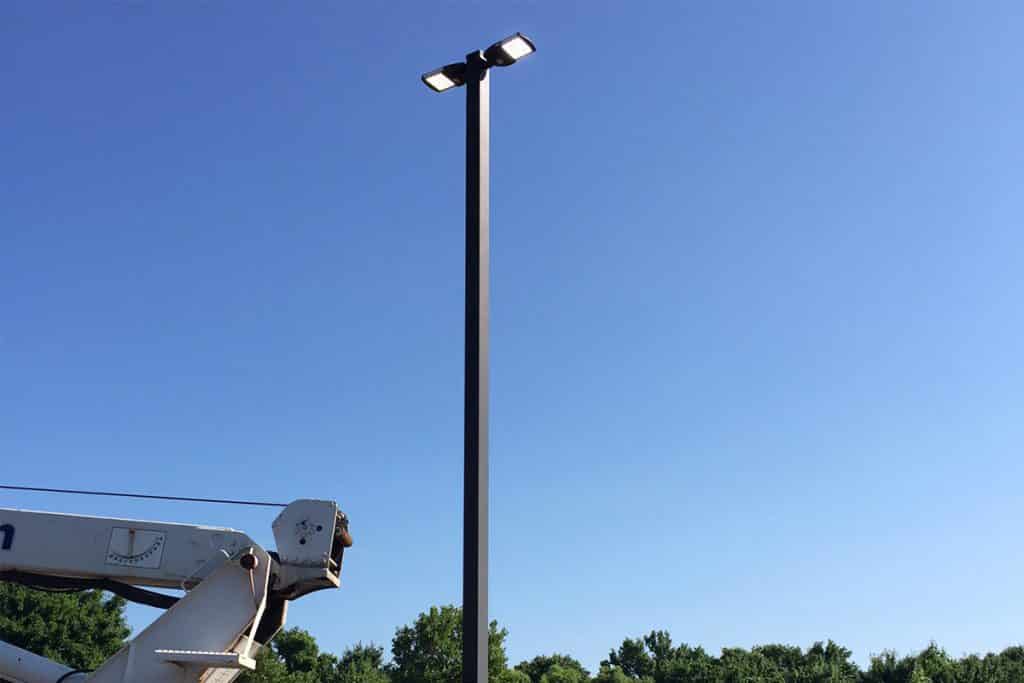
top-left (0, 570), bottom-right (180, 609)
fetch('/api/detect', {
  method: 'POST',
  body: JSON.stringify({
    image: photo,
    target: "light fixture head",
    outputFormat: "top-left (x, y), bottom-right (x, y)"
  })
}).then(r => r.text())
top-left (483, 32), bottom-right (536, 67)
top-left (421, 63), bottom-right (468, 93)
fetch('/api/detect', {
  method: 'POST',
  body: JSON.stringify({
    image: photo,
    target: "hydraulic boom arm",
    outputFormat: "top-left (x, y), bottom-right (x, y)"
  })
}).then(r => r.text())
top-left (0, 499), bottom-right (351, 683)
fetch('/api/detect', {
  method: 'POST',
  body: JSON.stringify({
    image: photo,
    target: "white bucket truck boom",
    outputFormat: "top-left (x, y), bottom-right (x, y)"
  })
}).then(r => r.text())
top-left (0, 499), bottom-right (352, 683)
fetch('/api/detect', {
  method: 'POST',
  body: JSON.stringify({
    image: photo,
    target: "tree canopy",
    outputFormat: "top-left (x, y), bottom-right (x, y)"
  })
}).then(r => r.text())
top-left (238, 631), bottom-right (389, 683)
top-left (388, 605), bottom-right (508, 683)
top-left (4, 583), bottom-right (1024, 683)
top-left (516, 654), bottom-right (591, 683)
top-left (0, 583), bottom-right (129, 672)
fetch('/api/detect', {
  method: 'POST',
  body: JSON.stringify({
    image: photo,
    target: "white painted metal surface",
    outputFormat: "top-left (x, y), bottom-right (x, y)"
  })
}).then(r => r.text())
top-left (87, 545), bottom-right (271, 682)
top-left (0, 639), bottom-right (84, 683)
top-left (0, 508), bottom-right (255, 589)
top-left (272, 499), bottom-right (339, 567)
top-left (271, 499), bottom-right (344, 597)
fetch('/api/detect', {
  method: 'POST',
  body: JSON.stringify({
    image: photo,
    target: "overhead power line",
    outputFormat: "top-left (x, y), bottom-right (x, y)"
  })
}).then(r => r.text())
top-left (0, 484), bottom-right (288, 508)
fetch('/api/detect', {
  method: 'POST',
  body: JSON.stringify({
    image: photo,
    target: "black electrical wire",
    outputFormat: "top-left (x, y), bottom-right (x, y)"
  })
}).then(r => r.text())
top-left (0, 484), bottom-right (287, 508)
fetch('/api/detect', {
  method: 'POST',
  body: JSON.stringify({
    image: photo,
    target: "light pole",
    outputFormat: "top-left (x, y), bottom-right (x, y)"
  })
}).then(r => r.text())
top-left (421, 32), bottom-right (536, 683)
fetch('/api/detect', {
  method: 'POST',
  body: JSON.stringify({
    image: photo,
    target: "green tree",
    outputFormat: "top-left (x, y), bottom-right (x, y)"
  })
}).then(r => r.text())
top-left (605, 636), bottom-right (653, 679)
top-left (661, 645), bottom-right (718, 683)
top-left (240, 630), bottom-right (389, 683)
top-left (389, 605), bottom-right (508, 683)
top-left (242, 646), bottom-right (302, 683)
top-left (239, 630), bottom-right (320, 683)
top-left (540, 663), bottom-right (588, 683)
top-left (912, 643), bottom-right (955, 683)
top-left (990, 646), bottom-right (1024, 682)
top-left (592, 665), bottom-right (641, 683)
top-left (861, 643), bottom-right (1024, 683)
top-left (605, 630), bottom-right (695, 682)
top-left (752, 644), bottom-right (803, 676)
top-left (908, 662), bottom-right (930, 683)
top-left (238, 631), bottom-right (314, 683)
top-left (717, 647), bottom-right (784, 683)
top-left (516, 654), bottom-right (590, 683)
top-left (273, 628), bottom-right (329, 677)
top-left (794, 641), bottom-right (860, 683)
top-left (863, 650), bottom-right (905, 683)
top-left (337, 643), bottom-right (390, 683)
top-left (861, 644), bottom-right (980, 683)
top-left (605, 631), bottom-right (720, 683)
top-left (643, 631), bottom-right (677, 681)
top-left (0, 583), bottom-right (129, 671)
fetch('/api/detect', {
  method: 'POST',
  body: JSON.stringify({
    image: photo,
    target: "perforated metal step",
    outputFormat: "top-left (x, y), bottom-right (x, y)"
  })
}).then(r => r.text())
top-left (156, 649), bottom-right (256, 670)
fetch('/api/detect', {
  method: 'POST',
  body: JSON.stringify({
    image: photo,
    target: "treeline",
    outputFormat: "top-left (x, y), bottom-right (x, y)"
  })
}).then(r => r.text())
top-left (240, 606), bottom-right (1024, 683)
top-left (2, 585), bottom-right (1022, 683)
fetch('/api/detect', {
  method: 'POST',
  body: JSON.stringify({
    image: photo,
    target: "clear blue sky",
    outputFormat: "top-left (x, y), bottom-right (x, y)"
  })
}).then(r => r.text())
top-left (3, 0), bottom-right (1023, 672)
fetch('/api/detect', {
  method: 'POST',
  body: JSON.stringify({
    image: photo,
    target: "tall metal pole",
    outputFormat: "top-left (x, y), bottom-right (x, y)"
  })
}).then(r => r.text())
top-left (463, 50), bottom-right (490, 683)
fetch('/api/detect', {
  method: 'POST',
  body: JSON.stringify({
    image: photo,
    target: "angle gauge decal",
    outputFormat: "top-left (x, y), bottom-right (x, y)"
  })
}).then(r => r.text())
top-left (106, 527), bottom-right (167, 568)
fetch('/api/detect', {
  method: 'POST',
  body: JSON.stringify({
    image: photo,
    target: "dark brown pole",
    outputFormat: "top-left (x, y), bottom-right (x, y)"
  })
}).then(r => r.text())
top-left (462, 49), bottom-right (490, 683)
